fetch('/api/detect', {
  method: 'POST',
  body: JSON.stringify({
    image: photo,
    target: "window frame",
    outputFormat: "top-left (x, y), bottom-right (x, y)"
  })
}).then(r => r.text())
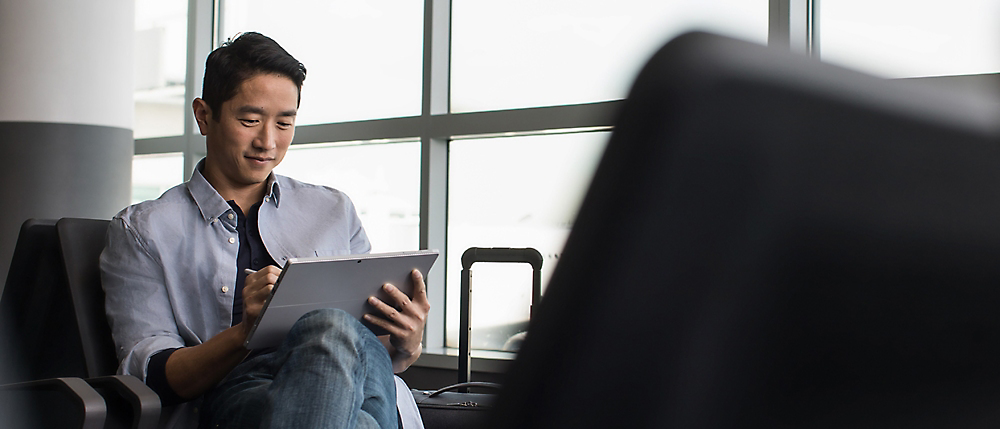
top-left (135, 0), bottom-right (816, 370)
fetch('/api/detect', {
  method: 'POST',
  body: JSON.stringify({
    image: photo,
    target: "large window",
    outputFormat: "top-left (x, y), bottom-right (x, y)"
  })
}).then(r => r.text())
top-left (274, 141), bottom-right (422, 253)
top-left (141, 1), bottom-right (949, 361)
top-left (819, 0), bottom-right (1000, 78)
top-left (132, 153), bottom-right (185, 204)
top-left (133, 0), bottom-right (188, 138)
top-left (446, 132), bottom-right (607, 350)
top-left (220, 0), bottom-right (424, 124)
top-left (451, 0), bottom-right (768, 112)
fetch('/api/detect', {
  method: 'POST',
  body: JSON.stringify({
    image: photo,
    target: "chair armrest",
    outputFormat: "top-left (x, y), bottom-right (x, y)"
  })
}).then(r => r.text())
top-left (87, 375), bottom-right (161, 429)
top-left (0, 376), bottom-right (107, 429)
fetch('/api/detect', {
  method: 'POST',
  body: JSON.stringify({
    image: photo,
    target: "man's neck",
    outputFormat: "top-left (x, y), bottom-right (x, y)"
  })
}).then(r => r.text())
top-left (226, 188), bottom-right (266, 216)
top-left (201, 170), bottom-right (269, 216)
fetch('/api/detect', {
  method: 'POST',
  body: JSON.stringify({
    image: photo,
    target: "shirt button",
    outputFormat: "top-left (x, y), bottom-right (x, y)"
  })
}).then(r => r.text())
top-left (222, 286), bottom-right (229, 293)
top-left (229, 237), bottom-right (236, 244)
top-left (228, 213), bottom-right (235, 220)
top-left (264, 196), bottom-right (270, 203)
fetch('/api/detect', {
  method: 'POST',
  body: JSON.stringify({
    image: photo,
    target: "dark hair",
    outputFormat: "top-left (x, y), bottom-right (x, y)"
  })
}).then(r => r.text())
top-left (201, 32), bottom-right (307, 121)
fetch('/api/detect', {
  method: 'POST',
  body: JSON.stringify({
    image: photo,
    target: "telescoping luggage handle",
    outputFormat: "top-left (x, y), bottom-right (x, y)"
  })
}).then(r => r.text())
top-left (459, 247), bottom-right (543, 386)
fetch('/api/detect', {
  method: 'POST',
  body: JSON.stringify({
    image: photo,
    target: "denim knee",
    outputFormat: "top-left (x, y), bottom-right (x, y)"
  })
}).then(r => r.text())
top-left (285, 308), bottom-right (375, 355)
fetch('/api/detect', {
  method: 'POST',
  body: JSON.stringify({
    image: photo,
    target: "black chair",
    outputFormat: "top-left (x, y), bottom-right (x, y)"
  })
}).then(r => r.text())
top-left (58, 218), bottom-right (161, 429)
top-left (0, 219), bottom-right (109, 428)
top-left (0, 377), bottom-right (108, 429)
top-left (492, 32), bottom-right (1000, 428)
top-left (0, 218), bottom-right (160, 429)
top-left (58, 218), bottom-right (121, 379)
top-left (1, 219), bottom-right (80, 381)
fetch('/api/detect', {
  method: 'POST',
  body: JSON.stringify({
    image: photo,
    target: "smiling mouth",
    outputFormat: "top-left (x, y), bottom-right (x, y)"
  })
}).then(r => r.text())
top-left (245, 155), bottom-right (274, 163)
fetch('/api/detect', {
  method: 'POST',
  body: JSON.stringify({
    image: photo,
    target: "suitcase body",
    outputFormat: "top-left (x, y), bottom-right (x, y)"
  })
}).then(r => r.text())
top-left (411, 381), bottom-right (500, 428)
top-left (412, 247), bottom-right (542, 428)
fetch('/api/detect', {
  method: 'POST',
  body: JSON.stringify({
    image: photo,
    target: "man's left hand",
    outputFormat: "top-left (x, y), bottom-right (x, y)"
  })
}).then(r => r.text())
top-left (365, 269), bottom-right (429, 373)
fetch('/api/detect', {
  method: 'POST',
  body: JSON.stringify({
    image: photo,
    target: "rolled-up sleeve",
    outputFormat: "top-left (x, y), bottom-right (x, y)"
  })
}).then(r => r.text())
top-left (100, 216), bottom-right (185, 380)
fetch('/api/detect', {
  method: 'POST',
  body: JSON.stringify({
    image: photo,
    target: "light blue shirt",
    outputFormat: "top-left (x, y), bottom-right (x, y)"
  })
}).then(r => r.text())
top-left (100, 161), bottom-right (371, 381)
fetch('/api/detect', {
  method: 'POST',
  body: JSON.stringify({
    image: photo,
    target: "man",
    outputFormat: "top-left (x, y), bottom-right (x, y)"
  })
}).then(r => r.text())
top-left (100, 32), bottom-right (427, 428)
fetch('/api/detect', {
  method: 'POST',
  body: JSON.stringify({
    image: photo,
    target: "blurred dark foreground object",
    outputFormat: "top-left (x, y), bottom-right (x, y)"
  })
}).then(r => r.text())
top-left (491, 31), bottom-right (1000, 428)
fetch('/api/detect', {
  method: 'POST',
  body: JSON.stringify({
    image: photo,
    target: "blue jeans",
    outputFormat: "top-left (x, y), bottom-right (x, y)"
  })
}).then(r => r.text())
top-left (200, 309), bottom-right (398, 429)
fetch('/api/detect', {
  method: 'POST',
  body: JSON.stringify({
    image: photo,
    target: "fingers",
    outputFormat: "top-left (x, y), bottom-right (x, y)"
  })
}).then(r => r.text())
top-left (364, 269), bottom-right (430, 337)
top-left (366, 294), bottom-right (413, 332)
top-left (365, 270), bottom-right (430, 371)
top-left (410, 269), bottom-right (429, 305)
top-left (373, 270), bottom-right (430, 317)
top-left (242, 265), bottom-right (281, 326)
top-left (381, 283), bottom-right (413, 313)
top-left (245, 266), bottom-right (281, 294)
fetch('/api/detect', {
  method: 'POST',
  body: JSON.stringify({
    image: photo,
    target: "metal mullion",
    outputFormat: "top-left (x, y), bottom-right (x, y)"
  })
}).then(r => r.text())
top-left (430, 101), bottom-right (620, 138)
top-left (768, 0), bottom-right (789, 49)
top-left (291, 116), bottom-right (424, 145)
top-left (289, 100), bottom-right (620, 147)
top-left (135, 136), bottom-right (186, 155)
top-left (810, 0), bottom-right (820, 58)
top-left (769, 0), bottom-right (818, 57)
top-left (420, 0), bottom-right (451, 351)
top-left (183, 0), bottom-right (214, 177)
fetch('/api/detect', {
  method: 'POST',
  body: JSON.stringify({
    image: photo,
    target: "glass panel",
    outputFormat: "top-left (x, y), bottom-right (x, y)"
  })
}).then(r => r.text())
top-left (132, 153), bottom-right (185, 204)
top-left (446, 132), bottom-right (609, 351)
top-left (134, 0), bottom-right (188, 139)
top-left (820, 0), bottom-right (1000, 78)
top-left (220, 0), bottom-right (424, 125)
top-left (451, 0), bottom-right (768, 112)
top-left (273, 141), bottom-right (421, 253)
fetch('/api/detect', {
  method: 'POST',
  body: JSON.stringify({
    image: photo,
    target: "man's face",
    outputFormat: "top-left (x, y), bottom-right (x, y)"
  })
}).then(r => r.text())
top-left (195, 73), bottom-right (298, 196)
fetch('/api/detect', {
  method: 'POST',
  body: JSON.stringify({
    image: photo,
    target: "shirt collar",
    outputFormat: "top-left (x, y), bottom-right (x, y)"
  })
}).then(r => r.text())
top-left (187, 158), bottom-right (282, 224)
top-left (265, 174), bottom-right (281, 208)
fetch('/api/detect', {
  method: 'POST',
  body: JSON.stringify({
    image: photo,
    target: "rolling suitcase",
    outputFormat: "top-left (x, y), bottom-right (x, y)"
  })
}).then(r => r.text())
top-left (412, 247), bottom-right (543, 429)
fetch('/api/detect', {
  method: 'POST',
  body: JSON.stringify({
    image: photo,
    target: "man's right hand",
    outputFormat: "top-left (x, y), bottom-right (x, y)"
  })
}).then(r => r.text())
top-left (165, 265), bottom-right (282, 400)
top-left (241, 265), bottom-right (282, 338)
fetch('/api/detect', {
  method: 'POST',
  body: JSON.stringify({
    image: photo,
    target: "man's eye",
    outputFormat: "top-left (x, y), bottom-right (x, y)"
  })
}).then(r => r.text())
top-left (278, 122), bottom-right (293, 128)
top-left (240, 119), bottom-right (259, 126)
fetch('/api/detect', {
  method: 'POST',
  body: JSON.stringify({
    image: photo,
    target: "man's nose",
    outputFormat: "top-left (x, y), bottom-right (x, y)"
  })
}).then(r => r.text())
top-left (254, 125), bottom-right (277, 150)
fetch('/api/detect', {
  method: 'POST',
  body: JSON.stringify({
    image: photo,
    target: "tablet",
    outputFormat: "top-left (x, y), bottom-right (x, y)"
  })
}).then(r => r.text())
top-left (244, 250), bottom-right (439, 349)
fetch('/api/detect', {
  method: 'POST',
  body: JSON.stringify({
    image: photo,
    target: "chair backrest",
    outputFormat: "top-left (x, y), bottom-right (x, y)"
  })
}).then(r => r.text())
top-left (0, 219), bottom-right (87, 382)
top-left (58, 218), bottom-right (116, 378)
top-left (491, 32), bottom-right (1000, 428)
top-left (0, 218), bottom-right (115, 383)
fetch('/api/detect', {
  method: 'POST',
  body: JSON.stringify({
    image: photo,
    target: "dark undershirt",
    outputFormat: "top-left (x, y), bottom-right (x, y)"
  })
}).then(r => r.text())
top-left (146, 200), bottom-right (277, 405)
top-left (232, 200), bottom-right (279, 325)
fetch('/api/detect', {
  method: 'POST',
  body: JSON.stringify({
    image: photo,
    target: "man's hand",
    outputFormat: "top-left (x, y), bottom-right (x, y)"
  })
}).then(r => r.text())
top-left (364, 269), bottom-right (430, 373)
top-left (164, 265), bottom-right (281, 400)
top-left (241, 265), bottom-right (282, 338)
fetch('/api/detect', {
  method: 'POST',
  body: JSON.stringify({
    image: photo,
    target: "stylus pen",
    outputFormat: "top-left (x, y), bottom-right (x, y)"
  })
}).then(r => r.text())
top-left (244, 268), bottom-right (256, 275)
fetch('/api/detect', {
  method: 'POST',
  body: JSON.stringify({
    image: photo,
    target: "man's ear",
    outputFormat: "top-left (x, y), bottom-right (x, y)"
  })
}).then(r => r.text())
top-left (192, 98), bottom-right (212, 136)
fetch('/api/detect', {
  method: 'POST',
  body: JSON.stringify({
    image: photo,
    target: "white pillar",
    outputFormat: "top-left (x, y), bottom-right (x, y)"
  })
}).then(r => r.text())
top-left (0, 0), bottom-right (134, 288)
